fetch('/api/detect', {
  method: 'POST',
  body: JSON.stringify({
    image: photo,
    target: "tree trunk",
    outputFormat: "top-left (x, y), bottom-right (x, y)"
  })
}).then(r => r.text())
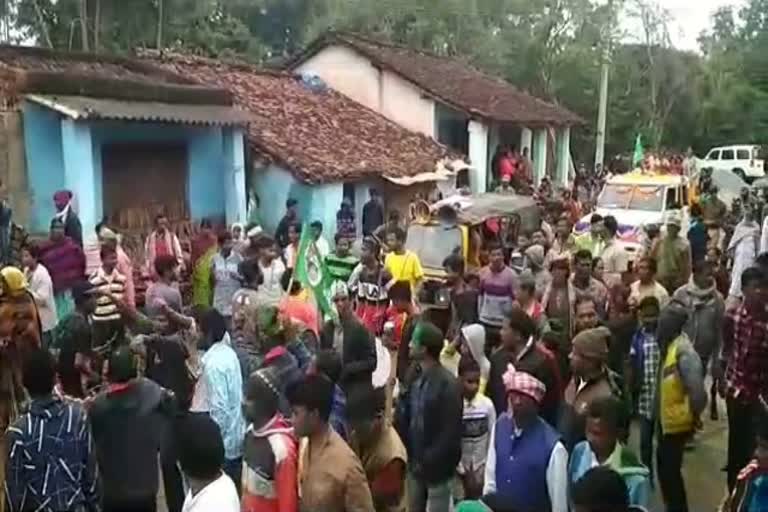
top-left (93, 0), bottom-right (101, 51)
top-left (156, 0), bottom-right (164, 49)
top-left (80, 0), bottom-right (89, 51)
top-left (32, 0), bottom-right (54, 48)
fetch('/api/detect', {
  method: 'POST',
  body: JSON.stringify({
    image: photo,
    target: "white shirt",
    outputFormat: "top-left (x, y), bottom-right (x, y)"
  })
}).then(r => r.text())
top-left (483, 417), bottom-right (569, 512)
top-left (182, 473), bottom-right (240, 512)
top-left (257, 258), bottom-right (286, 307)
top-left (25, 264), bottom-right (58, 332)
top-left (314, 236), bottom-right (331, 258)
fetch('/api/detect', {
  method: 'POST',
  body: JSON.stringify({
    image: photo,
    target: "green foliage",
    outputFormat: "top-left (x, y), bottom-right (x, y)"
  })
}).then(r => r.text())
top-left (4, 0), bottom-right (768, 162)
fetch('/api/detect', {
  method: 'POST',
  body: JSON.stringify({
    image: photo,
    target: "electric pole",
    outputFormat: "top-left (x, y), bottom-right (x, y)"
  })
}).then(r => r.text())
top-left (594, 0), bottom-right (614, 173)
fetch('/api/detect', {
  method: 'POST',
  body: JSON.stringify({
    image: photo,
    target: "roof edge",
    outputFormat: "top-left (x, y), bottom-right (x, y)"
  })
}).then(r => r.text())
top-left (14, 69), bottom-right (234, 105)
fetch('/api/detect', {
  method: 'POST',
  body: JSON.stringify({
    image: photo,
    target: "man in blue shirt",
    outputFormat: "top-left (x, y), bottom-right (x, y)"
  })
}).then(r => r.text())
top-left (196, 308), bottom-right (245, 492)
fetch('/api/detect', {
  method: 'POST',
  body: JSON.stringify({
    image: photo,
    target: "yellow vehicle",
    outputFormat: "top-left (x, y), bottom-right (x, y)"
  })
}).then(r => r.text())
top-left (406, 193), bottom-right (540, 310)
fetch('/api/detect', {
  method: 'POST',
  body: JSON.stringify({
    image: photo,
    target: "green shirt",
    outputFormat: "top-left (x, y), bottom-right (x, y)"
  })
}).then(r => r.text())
top-left (325, 253), bottom-right (359, 284)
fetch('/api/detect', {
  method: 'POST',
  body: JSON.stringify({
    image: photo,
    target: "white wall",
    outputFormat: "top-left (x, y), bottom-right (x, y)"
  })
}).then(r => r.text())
top-left (298, 44), bottom-right (435, 137)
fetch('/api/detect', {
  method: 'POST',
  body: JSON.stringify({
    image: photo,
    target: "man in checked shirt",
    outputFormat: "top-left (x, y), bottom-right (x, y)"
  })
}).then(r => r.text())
top-left (721, 266), bottom-right (768, 491)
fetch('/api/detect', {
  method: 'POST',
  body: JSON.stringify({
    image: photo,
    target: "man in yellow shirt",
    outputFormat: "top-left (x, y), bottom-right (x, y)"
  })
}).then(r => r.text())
top-left (384, 227), bottom-right (424, 292)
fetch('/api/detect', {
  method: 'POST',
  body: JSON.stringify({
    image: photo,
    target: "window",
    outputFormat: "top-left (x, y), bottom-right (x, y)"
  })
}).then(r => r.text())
top-left (722, 149), bottom-right (735, 160)
top-left (597, 185), bottom-right (664, 212)
top-left (665, 187), bottom-right (678, 209)
top-left (737, 149), bottom-right (750, 160)
top-left (706, 150), bottom-right (720, 160)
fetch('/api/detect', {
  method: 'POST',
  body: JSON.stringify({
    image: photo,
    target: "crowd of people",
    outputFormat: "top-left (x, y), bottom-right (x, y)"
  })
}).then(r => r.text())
top-left (2, 178), bottom-right (768, 512)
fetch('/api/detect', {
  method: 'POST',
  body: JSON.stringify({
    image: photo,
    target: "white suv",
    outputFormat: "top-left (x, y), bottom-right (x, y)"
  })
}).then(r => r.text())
top-left (703, 144), bottom-right (765, 180)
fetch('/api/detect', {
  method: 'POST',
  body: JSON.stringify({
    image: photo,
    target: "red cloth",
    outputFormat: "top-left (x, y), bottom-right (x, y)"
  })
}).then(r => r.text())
top-left (723, 305), bottom-right (768, 402)
top-left (383, 306), bottom-right (409, 348)
top-left (241, 414), bottom-right (299, 512)
top-left (279, 296), bottom-right (319, 337)
top-left (499, 156), bottom-right (516, 180)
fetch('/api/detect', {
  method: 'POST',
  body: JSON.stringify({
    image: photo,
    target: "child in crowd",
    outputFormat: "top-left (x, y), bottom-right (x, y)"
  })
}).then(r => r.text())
top-left (728, 412), bottom-right (768, 512)
top-left (440, 323), bottom-right (491, 394)
top-left (457, 355), bottom-right (496, 499)
top-left (568, 396), bottom-right (651, 509)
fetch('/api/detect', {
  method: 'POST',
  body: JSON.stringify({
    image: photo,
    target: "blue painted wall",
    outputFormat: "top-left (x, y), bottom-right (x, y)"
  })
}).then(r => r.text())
top-left (252, 163), bottom-right (342, 244)
top-left (23, 103), bottom-right (65, 232)
top-left (22, 100), bottom-right (237, 234)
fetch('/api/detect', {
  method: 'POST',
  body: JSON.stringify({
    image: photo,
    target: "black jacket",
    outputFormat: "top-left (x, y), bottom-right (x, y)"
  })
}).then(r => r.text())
top-left (362, 200), bottom-right (384, 237)
top-left (64, 211), bottom-right (83, 247)
top-left (395, 364), bottom-right (463, 484)
top-left (320, 316), bottom-right (377, 389)
top-left (89, 378), bottom-right (175, 503)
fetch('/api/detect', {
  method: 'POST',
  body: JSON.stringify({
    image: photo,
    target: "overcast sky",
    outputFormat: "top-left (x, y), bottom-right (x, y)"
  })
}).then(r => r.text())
top-left (622, 0), bottom-right (746, 51)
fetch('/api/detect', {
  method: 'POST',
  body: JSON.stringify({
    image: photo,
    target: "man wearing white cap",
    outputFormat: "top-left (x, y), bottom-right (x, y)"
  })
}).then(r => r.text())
top-left (483, 364), bottom-right (568, 512)
top-left (650, 211), bottom-right (691, 293)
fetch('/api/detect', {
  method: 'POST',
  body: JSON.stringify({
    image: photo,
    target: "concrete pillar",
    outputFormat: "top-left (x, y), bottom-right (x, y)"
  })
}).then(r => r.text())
top-left (533, 128), bottom-right (548, 186)
top-left (520, 127), bottom-right (533, 155)
top-left (223, 127), bottom-right (247, 225)
top-left (468, 120), bottom-right (489, 193)
top-left (61, 119), bottom-right (99, 271)
top-left (556, 126), bottom-right (572, 187)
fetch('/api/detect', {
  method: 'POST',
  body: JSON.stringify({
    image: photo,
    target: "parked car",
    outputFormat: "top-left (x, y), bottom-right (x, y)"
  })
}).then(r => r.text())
top-left (702, 144), bottom-right (765, 181)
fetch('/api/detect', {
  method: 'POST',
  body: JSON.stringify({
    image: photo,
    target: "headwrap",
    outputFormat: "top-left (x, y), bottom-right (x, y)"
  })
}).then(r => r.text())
top-left (53, 190), bottom-right (73, 203)
top-left (1, 266), bottom-right (28, 298)
top-left (53, 190), bottom-right (74, 223)
top-left (231, 222), bottom-right (246, 242)
top-left (524, 244), bottom-right (546, 269)
top-left (571, 326), bottom-right (611, 361)
top-left (99, 226), bottom-right (118, 241)
top-left (502, 364), bottom-right (546, 404)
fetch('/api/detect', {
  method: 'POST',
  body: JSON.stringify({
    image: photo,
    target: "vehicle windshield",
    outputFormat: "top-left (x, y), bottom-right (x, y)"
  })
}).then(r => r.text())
top-left (597, 184), bottom-right (664, 212)
top-left (405, 224), bottom-right (463, 269)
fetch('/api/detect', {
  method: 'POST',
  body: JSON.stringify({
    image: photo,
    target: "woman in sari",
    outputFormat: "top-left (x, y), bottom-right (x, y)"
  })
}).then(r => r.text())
top-left (40, 218), bottom-right (85, 319)
top-left (0, 267), bottom-right (42, 431)
top-left (191, 219), bottom-right (218, 307)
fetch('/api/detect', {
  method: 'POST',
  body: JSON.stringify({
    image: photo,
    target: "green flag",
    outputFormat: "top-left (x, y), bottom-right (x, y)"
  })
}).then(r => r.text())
top-left (294, 223), bottom-right (333, 318)
top-left (632, 133), bottom-right (644, 167)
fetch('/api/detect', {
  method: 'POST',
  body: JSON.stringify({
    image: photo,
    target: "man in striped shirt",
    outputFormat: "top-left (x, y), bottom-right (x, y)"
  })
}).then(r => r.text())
top-left (326, 233), bottom-right (359, 285)
top-left (89, 245), bottom-right (127, 356)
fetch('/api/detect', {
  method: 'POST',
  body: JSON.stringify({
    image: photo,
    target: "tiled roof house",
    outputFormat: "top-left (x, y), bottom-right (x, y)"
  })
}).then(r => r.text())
top-left (144, 51), bottom-right (461, 237)
top-left (286, 31), bottom-right (581, 189)
top-left (0, 45), bottom-right (249, 241)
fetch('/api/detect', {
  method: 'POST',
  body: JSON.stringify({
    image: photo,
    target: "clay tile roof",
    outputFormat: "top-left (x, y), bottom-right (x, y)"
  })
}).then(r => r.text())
top-left (286, 31), bottom-right (582, 126)
top-left (0, 45), bottom-right (232, 106)
top-left (142, 51), bottom-right (457, 184)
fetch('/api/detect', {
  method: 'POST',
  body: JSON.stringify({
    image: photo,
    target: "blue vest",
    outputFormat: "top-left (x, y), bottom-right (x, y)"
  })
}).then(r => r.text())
top-left (494, 414), bottom-right (560, 512)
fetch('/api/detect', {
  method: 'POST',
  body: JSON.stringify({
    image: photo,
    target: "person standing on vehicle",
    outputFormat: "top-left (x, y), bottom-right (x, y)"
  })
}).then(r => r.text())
top-left (651, 211), bottom-right (691, 294)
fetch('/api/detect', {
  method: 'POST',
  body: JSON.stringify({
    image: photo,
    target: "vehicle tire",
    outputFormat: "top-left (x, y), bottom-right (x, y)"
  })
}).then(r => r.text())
top-left (733, 168), bottom-right (747, 181)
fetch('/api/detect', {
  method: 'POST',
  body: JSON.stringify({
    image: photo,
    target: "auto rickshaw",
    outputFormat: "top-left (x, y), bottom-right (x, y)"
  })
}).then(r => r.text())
top-left (405, 193), bottom-right (540, 328)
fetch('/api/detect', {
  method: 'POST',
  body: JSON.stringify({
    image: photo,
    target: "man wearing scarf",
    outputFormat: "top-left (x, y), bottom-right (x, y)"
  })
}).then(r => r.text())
top-left (53, 189), bottom-right (83, 247)
top-left (728, 207), bottom-right (761, 302)
top-left (671, 259), bottom-right (725, 382)
top-left (0, 200), bottom-right (28, 268)
top-left (483, 364), bottom-right (568, 512)
top-left (145, 213), bottom-right (184, 276)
